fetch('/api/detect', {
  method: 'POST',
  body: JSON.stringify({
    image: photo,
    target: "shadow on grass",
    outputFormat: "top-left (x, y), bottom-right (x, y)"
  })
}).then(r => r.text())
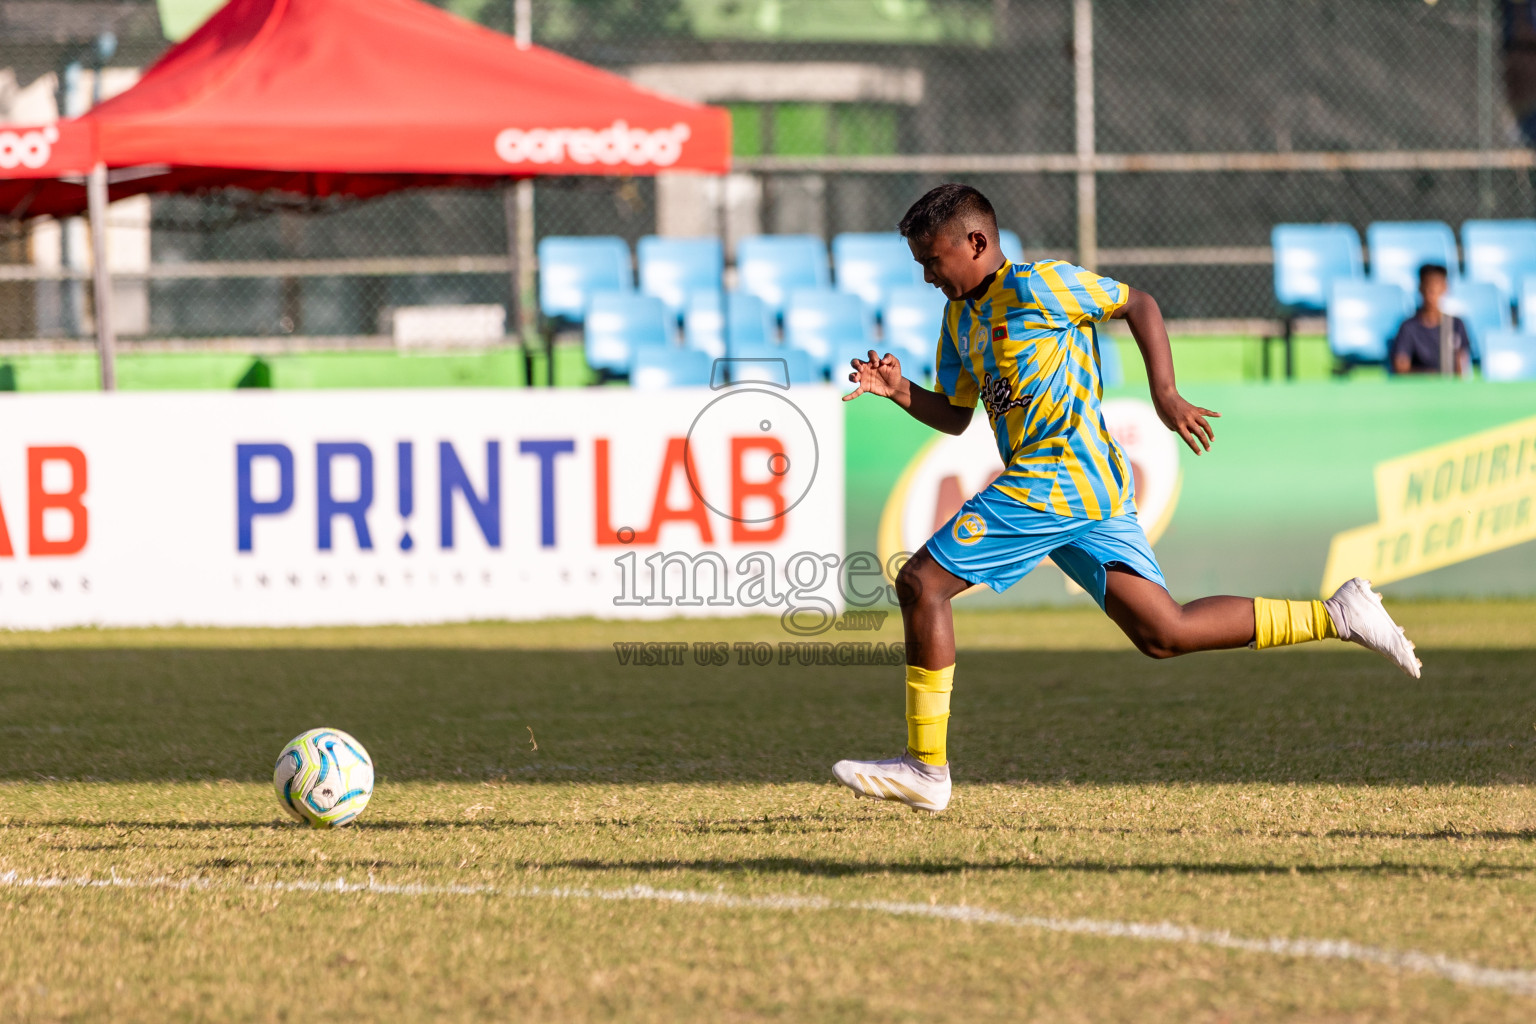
top-left (15, 836), bottom-right (1536, 881)
top-left (0, 647), bottom-right (1533, 786)
top-left (18, 818), bottom-right (1536, 846)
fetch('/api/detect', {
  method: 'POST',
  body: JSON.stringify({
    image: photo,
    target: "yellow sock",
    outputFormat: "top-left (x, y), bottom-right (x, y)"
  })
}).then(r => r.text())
top-left (906, 664), bottom-right (954, 766)
top-left (1253, 598), bottom-right (1339, 650)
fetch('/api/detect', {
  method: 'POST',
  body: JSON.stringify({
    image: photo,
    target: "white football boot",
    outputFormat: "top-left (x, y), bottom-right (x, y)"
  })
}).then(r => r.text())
top-left (832, 752), bottom-right (951, 813)
top-left (1325, 577), bottom-right (1421, 678)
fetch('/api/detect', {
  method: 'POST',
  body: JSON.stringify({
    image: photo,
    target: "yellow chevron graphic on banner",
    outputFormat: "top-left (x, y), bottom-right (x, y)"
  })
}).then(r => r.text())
top-left (1321, 415), bottom-right (1536, 595)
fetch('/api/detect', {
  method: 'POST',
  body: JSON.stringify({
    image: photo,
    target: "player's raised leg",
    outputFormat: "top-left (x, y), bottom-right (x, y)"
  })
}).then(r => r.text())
top-left (1101, 568), bottom-right (1421, 677)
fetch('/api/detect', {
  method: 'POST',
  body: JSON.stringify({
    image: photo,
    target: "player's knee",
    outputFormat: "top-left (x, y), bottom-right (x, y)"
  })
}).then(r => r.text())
top-left (1127, 620), bottom-right (1186, 659)
top-left (1135, 638), bottom-right (1182, 660)
top-left (895, 557), bottom-right (943, 611)
top-left (894, 559), bottom-right (925, 609)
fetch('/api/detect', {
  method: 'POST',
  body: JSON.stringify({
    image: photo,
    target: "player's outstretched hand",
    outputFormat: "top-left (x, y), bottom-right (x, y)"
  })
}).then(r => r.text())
top-left (1153, 389), bottom-right (1220, 454)
top-left (843, 350), bottom-right (905, 402)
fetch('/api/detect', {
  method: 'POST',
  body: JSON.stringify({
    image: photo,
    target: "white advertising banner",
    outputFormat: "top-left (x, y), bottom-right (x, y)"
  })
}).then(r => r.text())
top-left (0, 387), bottom-right (845, 628)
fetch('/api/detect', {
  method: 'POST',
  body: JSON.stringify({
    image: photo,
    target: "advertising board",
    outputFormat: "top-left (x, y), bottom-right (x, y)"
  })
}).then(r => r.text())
top-left (0, 387), bottom-right (845, 628)
top-left (847, 380), bottom-right (1536, 604)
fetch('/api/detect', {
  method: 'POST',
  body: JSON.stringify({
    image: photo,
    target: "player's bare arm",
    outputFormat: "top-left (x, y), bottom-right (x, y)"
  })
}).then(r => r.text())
top-left (1112, 287), bottom-right (1221, 455)
top-left (843, 349), bottom-right (971, 436)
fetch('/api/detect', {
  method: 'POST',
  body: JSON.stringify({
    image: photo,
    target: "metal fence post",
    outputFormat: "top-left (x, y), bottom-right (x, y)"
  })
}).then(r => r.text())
top-left (1073, 0), bottom-right (1097, 270)
top-left (513, 0), bottom-right (541, 379)
top-left (1478, 0), bottom-right (1494, 214)
top-left (86, 162), bottom-right (117, 391)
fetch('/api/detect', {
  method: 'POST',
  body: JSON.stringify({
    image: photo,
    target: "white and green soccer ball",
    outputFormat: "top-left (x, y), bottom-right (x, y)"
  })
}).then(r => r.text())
top-left (273, 728), bottom-right (374, 828)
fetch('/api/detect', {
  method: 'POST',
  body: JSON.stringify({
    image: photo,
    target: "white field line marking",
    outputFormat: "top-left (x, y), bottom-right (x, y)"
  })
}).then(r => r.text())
top-left (3, 871), bottom-right (1534, 998)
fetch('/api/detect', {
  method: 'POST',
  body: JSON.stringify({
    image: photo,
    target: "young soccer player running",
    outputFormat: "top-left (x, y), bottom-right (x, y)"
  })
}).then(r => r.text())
top-left (833, 183), bottom-right (1420, 813)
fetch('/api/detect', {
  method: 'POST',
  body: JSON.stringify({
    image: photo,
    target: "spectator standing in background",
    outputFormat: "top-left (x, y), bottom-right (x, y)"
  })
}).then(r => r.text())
top-left (1390, 264), bottom-right (1470, 376)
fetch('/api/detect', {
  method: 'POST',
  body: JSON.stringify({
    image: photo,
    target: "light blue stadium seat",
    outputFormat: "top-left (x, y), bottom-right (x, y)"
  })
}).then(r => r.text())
top-left (1367, 221), bottom-right (1458, 298)
top-left (687, 291), bottom-right (780, 359)
top-left (630, 346), bottom-right (713, 389)
top-left (537, 236), bottom-right (632, 321)
top-left (1462, 220), bottom-right (1536, 301)
top-left (736, 235), bottom-right (830, 317)
top-left (881, 283), bottom-right (945, 371)
top-left (1096, 330), bottom-right (1125, 388)
top-left (638, 236), bottom-right (723, 317)
top-left (1444, 281), bottom-right (1510, 361)
top-left (1480, 329), bottom-right (1536, 381)
top-left (1271, 223), bottom-right (1363, 312)
top-left (682, 289), bottom-right (726, 358)
top-left (1327, 280), bottom-right (1412, 365)
top-left (998, 229), bottom-right (1024, 264)
top-left (726, 292), bottom-right (777, 350)
top-left (1520, 277), bottom-right (1536, 334)
top-left (784, 288), bottom-right (874, 377)
top-left (584, 292), bottom-right (671, 375)
top-left (720, 343), bottom-right (818, 386)
top-left (832, 232), bottom-right (923, 309)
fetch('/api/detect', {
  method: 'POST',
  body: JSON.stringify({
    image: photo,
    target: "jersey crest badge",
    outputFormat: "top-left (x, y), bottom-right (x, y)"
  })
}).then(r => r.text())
top-left (953, 512), bottom-right (987, 546)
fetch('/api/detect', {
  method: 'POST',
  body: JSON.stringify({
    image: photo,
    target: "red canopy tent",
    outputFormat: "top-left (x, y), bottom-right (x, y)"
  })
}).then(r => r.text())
top-left (0, 0), bottom-right (730, 382)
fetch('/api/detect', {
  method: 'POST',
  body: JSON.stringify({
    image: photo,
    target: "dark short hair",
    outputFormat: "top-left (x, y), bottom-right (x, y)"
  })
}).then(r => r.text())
top-left (898, 183), bottom-right (997, 241)
top-left (1418, 263), bottom-right (1449, 285)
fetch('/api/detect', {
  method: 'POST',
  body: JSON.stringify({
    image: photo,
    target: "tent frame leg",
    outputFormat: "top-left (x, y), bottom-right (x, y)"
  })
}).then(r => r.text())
top-left (86, 162), bottom-right (117, 391)
top-left (504, 177), bottom-right (542, 386)
top-left (503, 181), bottom-right (531, 386)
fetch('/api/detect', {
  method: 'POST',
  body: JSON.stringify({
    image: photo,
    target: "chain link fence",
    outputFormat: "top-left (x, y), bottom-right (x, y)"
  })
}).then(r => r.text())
top-left (0, 0), bottom-right (1530, 345)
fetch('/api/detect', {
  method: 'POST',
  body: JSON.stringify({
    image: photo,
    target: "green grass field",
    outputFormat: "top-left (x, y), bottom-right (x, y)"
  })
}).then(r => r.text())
top-left (2, 603), bottom-right (1535, 1022)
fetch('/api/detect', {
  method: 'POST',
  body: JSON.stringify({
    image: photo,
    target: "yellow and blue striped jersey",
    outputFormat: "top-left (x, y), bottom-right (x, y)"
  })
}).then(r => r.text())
top-left (933, 260), bottom-right (1134, 520)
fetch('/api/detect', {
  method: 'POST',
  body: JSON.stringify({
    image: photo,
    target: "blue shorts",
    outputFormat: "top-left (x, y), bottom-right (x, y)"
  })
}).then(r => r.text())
top-left (925, 485), bottom-right (1167, 609)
